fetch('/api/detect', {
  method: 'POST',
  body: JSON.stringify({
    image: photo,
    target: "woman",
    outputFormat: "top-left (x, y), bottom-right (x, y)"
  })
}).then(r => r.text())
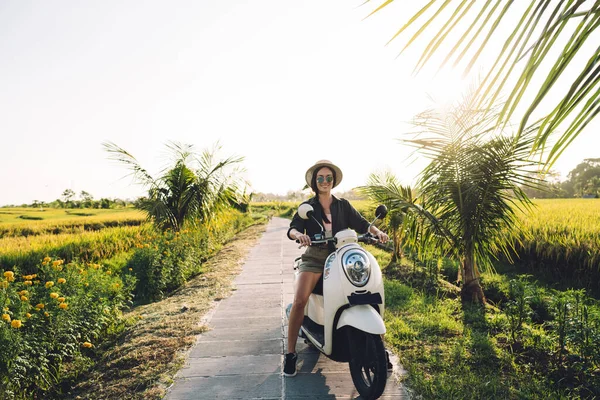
top-left (284, 160), bottom-right (389, 377)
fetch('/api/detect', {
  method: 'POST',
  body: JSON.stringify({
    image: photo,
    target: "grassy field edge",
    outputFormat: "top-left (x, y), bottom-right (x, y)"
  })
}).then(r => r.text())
top-left (61, 222), bottom-right (268, 400)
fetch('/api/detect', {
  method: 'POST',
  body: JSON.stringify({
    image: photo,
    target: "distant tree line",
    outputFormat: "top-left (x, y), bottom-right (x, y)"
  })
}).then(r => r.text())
top-left (251, 189), bottom-right (367, 202)
top-left (523, 158), bottom-right (600, 199)
top-left (6, 189), bottom-right (136, 209)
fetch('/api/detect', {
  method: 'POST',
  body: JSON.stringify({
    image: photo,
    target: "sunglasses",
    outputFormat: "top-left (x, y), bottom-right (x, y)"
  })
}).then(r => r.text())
top-left (316, 175), bottom-right (333, 184)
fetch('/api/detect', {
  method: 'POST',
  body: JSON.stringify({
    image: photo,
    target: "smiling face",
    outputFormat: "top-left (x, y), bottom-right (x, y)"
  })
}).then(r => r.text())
top-left (315, 167), bottom-right (334, 194)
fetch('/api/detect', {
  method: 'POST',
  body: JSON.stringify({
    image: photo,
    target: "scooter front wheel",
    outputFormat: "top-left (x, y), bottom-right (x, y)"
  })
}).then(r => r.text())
top-left (347, 328), bottom-right (387, 400)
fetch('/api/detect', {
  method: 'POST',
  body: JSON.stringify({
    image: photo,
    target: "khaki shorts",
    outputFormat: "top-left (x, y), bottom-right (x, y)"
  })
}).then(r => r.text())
top-left (298, 246), bottom-right (332, 274)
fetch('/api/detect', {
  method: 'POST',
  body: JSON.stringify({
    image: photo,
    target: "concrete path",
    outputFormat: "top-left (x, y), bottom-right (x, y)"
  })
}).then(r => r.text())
top-left (165, 217), bottom-right (410, 399)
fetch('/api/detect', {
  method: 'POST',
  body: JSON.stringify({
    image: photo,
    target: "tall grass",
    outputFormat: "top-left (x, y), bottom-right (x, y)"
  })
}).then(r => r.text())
top-left (0, 225), bottom-right (152, 274)
top-left (0, 208), bottom-right (145, 238)
top-left (506, 199), bottom-right (600, 293)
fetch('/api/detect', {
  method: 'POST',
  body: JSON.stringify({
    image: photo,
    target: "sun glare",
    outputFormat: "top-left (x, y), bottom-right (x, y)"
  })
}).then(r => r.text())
top-left (422, 68), bottom-right (471, 106)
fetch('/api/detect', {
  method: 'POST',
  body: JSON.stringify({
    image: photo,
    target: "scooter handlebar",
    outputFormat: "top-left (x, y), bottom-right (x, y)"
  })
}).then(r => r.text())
top-left (295, 233), bottom-right (379, 246)
top-left (358, 232), bottom-right (379, 244)
top-left (295, 235), bottom-right (336, 246)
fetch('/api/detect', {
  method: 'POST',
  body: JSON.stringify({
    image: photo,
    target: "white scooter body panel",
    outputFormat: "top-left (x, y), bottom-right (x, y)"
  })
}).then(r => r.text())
top-left (336, 304), bottom-right (386, 334)
top-left (306, 294), bottom-right (324, 325)
top-left (303, 240), bottom-right (386, 356)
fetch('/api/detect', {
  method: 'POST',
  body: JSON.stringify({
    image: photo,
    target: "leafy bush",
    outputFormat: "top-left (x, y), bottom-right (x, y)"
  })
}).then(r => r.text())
top-left (0, 257), bottom-right (133, 399)
top-left (126, 210), bottom-right (255, 303)
top-left (479, 273), bottom-right (510, 305)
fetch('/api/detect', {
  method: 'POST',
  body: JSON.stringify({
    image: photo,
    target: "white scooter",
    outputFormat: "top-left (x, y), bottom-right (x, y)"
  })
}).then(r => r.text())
top-left (286, 204), bottom-right (389, 400)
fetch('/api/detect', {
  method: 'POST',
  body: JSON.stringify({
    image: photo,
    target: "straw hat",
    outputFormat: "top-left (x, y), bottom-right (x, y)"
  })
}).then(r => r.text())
top-left (305, 160), bottom-right (343, 189)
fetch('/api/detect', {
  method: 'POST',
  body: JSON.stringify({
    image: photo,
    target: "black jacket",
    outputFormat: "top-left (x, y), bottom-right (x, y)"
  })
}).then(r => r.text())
top-left (287, 195), bottom-right (371, 240)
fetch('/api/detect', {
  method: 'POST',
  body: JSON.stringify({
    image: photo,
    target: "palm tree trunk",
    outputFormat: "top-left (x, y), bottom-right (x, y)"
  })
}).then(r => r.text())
top-left (391, 227), bottom-right (401, 263)
top-left (460, 252), bottom-right (486, 304)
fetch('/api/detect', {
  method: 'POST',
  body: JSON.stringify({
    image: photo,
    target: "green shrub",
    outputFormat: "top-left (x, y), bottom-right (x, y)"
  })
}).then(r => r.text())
top-left (0, 257), bottom-right (132, 399)
top-left (127, 210), bottom-right (255, 303)
top-left (529, 287), bottom-right (554, 324)
top-left (480, 273), bottom-right (510, 305)
top-left (439, 258), bottom-right (459, 282)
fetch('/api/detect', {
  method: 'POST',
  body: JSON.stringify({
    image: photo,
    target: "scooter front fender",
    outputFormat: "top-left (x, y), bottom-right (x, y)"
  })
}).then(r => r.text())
top-left (336, 305), bottom-right (386, 335)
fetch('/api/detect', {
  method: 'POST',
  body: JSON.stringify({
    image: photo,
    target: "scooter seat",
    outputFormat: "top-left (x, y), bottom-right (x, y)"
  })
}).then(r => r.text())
top-left (312, 275), bottom-right (324, 295)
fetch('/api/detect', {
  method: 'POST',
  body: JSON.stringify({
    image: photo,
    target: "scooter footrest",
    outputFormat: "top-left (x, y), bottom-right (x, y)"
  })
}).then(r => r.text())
top-left (302, 316), bottom-right (325, 347)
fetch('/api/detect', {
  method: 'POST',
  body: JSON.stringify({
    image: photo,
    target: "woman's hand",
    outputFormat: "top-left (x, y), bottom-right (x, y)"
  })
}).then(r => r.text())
top-left (373, 229), bottom-right (389, 244)
top-left (295, 232), bottom-right (312, 247)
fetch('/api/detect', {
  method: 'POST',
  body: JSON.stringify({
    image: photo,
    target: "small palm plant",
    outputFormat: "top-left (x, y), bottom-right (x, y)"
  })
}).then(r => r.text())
top-left (405, 94), bottom-right (543, 303)
top-left (358, 172), bottom-right (417, 262)
top-left (103, 141), bottom-right (244, 231)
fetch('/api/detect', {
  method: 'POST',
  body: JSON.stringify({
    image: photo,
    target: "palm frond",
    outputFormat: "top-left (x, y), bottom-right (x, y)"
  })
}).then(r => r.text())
top-left (368, 0), bottom-right (600, 167)
top-left (102, 141), bottom-right (156, 188)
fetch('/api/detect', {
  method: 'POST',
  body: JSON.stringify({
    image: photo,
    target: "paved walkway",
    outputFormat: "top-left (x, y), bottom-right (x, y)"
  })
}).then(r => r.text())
top-left (165, 217), bottom-right (410, 399)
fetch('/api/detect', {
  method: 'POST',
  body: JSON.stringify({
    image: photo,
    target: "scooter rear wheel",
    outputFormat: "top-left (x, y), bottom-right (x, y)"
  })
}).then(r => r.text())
top-left (347, 328), bottom-right (387, 400)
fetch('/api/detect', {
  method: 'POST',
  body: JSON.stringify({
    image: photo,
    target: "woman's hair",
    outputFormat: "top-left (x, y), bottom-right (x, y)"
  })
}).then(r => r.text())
top-left (311, 167), bottom-right (336, 225)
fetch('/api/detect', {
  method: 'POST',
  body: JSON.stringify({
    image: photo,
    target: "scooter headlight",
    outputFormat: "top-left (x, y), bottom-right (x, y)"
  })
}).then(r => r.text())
top-left (341, 249), bottom-right (370, 287)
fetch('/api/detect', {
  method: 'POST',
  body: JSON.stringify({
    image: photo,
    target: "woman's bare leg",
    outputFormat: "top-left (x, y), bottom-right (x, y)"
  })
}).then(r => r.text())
top-left (287, 271), bottom-right (322, 354)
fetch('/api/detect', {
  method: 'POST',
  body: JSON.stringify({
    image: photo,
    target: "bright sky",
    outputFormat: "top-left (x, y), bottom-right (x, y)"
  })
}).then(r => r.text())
top-left (1, 1), bottom-right (598, 206)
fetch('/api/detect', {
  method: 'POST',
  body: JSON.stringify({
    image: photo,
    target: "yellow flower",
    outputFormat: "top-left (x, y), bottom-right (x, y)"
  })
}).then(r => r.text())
top-left (25, 313), bottom-right (32, 318)
top-left (0, 281), bottom-right (7, 289)
top-left (36, 303), bottom-right (45, 309)
top-left (43, 256), bottom-right (51, 262)
top-left (44, 312), bottom-right (49, 317)
top-left (20, 295), bottom-right (28, 302)
top-left (23, 280), bottom-right (32, 286)
top-left (19, 290), bottom-right (28, 295)
top-left (78, 269), bottom-right (84, 274)
top-left (114, 283), bottom-right (120, 288)
top-left (57, 278), bottom-right (66, 284)
top-left (52, 260), bottom-right (59, 267)
top-left (54, 266), bottom-right (63, 272)
top-left (82, 342), bottom-right (93, 348)
top-left (128, 268), bottom-right (132, 271)
top-left (23, 275), bottom-right (33, 280)
top-left (84, 283), bottom-right (89, 287)
top-left (106, 271), bottom-right (111, 275)
top-left (11, 319), bottom-right (21, 328)
top-left (45, 281), bottom-right (54, 288)
top-left (50, 293), bottom-right (59, 299)
top-left (57, 297), bottom-right (65, 303)
top-left (3, 271), bottom-right (14, 279)
top-left (2, 314), bottom-right (10, 322)
top-left (31, 274), bottom-right (37, 279)
top-left (58, 303), bottom-right (68, 310)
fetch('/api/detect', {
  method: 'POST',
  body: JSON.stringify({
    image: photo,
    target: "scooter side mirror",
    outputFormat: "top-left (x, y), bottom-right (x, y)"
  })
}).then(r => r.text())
top-left (375, 205), bottom-right (388, 220)
top-left (298, 203), bottom-right (314, 220)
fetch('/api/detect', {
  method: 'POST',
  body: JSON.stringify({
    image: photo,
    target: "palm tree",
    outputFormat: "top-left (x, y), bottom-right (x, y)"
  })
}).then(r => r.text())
top-left (366, 0), bottom-right (600, 168)
top-left (404, 95), bottom-right (542, 303)
top-left (103, 141), bottom-right (244, 231)
top-left (358, 172), bottom-right (417, 262)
